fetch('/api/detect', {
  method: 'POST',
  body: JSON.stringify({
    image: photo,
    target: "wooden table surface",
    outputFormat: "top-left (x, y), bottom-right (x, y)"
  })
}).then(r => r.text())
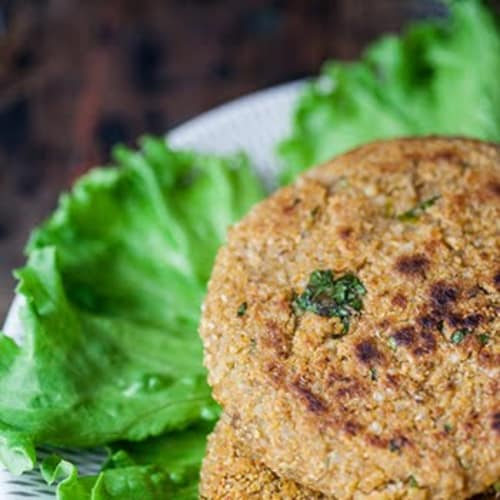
top-left (0, 0), bottom-right (473, 320)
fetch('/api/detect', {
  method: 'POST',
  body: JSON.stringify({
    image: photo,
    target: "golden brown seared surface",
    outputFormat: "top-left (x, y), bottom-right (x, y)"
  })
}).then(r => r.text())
top-left (200, 138), bottom-right (500, 499)
top-left (200, 413), bottom-right (328, 499)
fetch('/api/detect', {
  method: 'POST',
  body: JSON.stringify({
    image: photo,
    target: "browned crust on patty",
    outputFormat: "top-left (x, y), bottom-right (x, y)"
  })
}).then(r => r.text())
top-left (200, 138), bottom-right (500, 499)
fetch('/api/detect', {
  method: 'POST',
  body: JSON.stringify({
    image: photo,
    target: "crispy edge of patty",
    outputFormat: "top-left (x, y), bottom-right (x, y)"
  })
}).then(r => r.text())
top-left (200, 413), bottom-right (329, 500)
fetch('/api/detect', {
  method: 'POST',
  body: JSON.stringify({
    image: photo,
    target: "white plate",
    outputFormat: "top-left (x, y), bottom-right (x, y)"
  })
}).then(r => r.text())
top-left (0, 80), bottom-right (303, 499)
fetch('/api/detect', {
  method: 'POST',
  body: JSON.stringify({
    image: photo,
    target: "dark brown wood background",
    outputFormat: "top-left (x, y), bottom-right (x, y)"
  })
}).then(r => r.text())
top-left (0, 0), bottom-right (490, 320)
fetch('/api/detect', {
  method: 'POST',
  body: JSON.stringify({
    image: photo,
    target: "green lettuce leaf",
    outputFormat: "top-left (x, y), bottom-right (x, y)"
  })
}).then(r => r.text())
top-left (278, 0), bottom-right (500, 184)
top-left (40, 422), bottom-right (211, 500)
top-left (0, 136), bottom-right (264, 475)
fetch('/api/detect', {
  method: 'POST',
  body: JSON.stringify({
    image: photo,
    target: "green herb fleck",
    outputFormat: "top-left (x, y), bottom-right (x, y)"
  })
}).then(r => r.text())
top-left (388, 336), bottom-right (397, 351)
top-left (311, 206), bottom-right (320, 218)
top-left (408, 475), bottom-right (419, 488)
top-left (292, 270), bottom-right (366, 334)
top-left (494, 481), bottom-right (500, 493)
top-left (451, 329), bottom-right (470, 345)
top-left (397, 195), bottom-right (440, 222)
top-left (444, 423), bottom-right (452, 433)
top-left (370, 367), bottom-right (378, 381)
top-left (477, 333), bottom-right (490, 346)
top-left (389, 439), bottom-right (401, 453)
top-left (237, 302), bottom-right (248, 317)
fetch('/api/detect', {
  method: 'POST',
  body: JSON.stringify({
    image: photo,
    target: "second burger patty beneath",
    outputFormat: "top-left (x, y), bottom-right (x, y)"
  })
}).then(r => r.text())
top-left (200, 413), bottom-right (498, 499)
top-left (200, 137), bottom-right (500, 498)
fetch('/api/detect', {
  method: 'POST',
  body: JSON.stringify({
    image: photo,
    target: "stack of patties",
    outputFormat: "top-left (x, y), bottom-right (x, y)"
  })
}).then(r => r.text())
top-left (199, 138), bottom-right (500, 499)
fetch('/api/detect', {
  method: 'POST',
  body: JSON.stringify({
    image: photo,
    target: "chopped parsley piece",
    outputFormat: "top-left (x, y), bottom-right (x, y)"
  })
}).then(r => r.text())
top-left (397, 195), bottom-right (440, 222)
top-left (408, 475), bottom-right (419, 488)
top-left (311, 206), bottom-right (320, 218)
top-left (477, 333), bottom-right (490, 346)
top-left (451, 328), bottom-right (470, 345)
top-left (292, 270), bottom-right (366, 334)
top-left (389, 439), bottom-right (401, 452)
top-left (444, 423), bottom-right (452, 433)
top-left (237, 302), bottom-right (248, 317)
top-left (495, 481), bottom-right (500, 493)
top-left (370, 367), bottom-right (378, 381)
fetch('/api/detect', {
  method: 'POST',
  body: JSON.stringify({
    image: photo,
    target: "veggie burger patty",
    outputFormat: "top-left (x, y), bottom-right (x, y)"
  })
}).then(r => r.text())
top-left (200, 138), bottom-right (500, 498)
top-left (200, 413), bottom-right (498, 499)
